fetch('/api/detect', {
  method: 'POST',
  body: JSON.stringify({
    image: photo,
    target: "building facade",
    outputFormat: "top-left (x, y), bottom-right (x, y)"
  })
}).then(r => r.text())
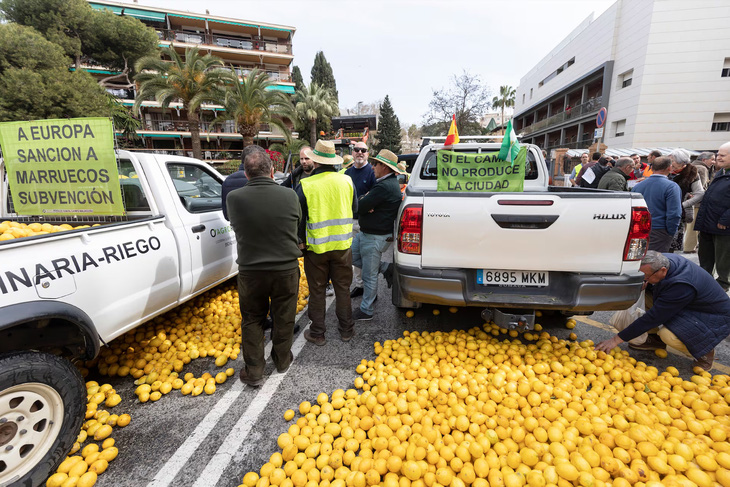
top-left (514, 0), bottom-right (730, 153)
top-left (87, 0), bottom-right (296, 159)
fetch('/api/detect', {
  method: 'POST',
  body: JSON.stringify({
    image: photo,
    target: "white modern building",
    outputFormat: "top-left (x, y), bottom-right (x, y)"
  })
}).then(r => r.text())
top-left (513, 0), bottom-right (730, 153)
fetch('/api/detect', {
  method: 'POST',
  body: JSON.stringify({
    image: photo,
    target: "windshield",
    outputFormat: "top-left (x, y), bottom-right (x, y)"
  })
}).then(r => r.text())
top-left (420, 148), bottom-right (539, 181)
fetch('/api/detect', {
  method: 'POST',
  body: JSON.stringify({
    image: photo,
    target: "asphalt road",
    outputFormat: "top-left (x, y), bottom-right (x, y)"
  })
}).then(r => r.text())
top-left (88, 254), bottom-right (730, 487)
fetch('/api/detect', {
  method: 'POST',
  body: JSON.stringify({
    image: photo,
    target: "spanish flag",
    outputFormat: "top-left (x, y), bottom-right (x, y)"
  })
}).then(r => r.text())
top-left (444, 114), bottom-right (460, 146)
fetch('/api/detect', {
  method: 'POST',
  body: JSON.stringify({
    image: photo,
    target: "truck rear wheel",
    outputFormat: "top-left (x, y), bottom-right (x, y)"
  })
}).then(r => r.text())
top-left (0, 352), bottom-right (85, 487)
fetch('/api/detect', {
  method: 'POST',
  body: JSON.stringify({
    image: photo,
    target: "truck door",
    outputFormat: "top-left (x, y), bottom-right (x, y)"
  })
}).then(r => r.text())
top-left (163, 159), bottom-right (238, 296)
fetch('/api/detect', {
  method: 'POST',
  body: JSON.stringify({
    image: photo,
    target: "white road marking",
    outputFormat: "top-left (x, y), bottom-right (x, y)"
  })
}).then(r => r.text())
top-left (191, 326), bottom-right (311, 486)
top-left (146, 304), bottom-right (311, 487)
top-left (146, 297), bottom-right (331, 487)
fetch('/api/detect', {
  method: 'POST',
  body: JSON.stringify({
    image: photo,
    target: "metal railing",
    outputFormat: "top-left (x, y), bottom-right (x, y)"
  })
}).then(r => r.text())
top-left (141, 120), bottom-right (238, 133)
top-left (157, 29), bottom-right (293, 55)
top-left (106, 87), bottom-right (136, 99)
top-left (544, 136), bottom-right (596, 150)
top-left (520, 96), bottom-right (603, 136)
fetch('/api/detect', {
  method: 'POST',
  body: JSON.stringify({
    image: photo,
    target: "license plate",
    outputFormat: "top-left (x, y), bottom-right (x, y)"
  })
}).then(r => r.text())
top-left (477, 269), bottom-right (549, 287)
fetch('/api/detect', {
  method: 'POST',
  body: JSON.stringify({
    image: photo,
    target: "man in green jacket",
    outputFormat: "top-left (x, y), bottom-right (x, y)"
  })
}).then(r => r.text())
top-left (351, 149), bottom-right (408, 321)
top-left (227, 150), bottom-right (302, 386)
top-left (598, 157), bottom-right (634, 191)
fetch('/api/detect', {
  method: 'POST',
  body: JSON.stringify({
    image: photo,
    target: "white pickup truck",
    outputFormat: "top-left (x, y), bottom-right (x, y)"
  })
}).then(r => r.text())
top-left (393, 140), bottom-right (650, 327)
top-left (0, 151), bottom-right (237, 486)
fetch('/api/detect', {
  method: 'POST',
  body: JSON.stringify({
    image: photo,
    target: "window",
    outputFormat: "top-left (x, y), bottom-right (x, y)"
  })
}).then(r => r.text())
top-left (118, 159), bottom-right (150, 212)
top-left (420, 148), bottom-right (539, 181)
top-left (166, 163), bottom-right (223, 213)
top-left (618, 69), bottom-right (634, 90)
top-left (712, 113), bottom-right (730, 131)
top-left (722, 58), bottom-right (730, 77)
top-left (522, 94), bottom-right (525, 103)
top-left (530, 88), bottom-right (533, 99)
top-left (613, 119), bottom-right (626, 137)
top-left (538, 57), bottom-right (575, 87)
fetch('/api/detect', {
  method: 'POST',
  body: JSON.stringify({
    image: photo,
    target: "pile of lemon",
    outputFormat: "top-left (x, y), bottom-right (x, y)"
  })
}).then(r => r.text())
top-left (0, 221), bottom-right (96, 241)
top-left (239, 323), bottom-right (730, 487)
top-left (83, 258), bottom-right (309, 404)
top-left (46, 381), bottom-right (130, 487)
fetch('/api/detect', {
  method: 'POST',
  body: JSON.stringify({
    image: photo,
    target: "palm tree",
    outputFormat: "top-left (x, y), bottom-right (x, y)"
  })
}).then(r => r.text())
top-left (492, 85), bottom-right (516, 135)
top-left (215, 68), bottom-right (294, 147)
top-left (295, 83), bottom-right (338, 146)
top-left (134, 46), bottom-right (226, 159)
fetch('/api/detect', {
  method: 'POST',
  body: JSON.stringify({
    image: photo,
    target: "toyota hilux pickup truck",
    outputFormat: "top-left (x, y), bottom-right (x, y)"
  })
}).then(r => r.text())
top-left (0, 150), bottom-right (237, 486)
top-left (392, 139), bottom-right (650, 328)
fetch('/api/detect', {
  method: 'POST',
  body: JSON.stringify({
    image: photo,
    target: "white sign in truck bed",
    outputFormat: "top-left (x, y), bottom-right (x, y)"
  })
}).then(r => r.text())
top-left (393, 142), bottom-right (650, 322)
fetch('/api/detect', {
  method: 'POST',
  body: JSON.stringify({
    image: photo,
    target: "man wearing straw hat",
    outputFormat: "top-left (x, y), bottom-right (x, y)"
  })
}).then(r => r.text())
top-left (351, 149), bottom-right (408, 321)
top-left (297, 140), bottom-right (358, 345)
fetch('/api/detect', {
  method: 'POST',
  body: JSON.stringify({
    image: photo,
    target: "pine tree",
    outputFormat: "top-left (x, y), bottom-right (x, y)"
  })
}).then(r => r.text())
top-left (310, 51), bottom-right (338, 103)
top-left (291, 65), bottom-right (305, 92)
top-left (374, 95), bottom-right (402, 154)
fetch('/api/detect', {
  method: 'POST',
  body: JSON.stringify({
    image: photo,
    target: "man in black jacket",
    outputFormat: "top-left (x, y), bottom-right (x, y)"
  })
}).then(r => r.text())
top-left (351, 150), bottom-right (407, 321)
top-left (221, 145), bottom-right (266, 220)
top-left (696, 142), bottom-right (730, 291)
top-left (227, 150), bottom-right (302, 386)
top-left (282, 146), bottom-right (313, 189)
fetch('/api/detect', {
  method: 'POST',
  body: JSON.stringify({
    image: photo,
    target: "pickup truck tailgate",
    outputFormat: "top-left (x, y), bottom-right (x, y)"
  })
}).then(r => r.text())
top-left (421, 193), bottom-right (635, 274)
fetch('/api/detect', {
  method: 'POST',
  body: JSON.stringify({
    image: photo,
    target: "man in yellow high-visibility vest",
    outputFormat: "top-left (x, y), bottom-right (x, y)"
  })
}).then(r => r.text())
top-left (297, 140), bottom-right (358, 345)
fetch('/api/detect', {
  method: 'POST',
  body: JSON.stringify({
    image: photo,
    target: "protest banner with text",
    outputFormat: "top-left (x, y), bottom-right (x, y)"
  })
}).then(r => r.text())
top-left (437, 148), bottom-right (526, 192)
top-left (0, 118), bottom-right (124, 216)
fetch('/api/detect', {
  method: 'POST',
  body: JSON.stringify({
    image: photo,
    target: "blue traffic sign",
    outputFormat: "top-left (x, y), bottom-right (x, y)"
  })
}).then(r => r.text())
top-left (596, 107), bottom-right (607, 128)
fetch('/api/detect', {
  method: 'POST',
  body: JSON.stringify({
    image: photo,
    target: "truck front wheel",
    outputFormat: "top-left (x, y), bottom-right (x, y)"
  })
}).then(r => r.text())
top-left (0, 352), bottom-right (85, 487)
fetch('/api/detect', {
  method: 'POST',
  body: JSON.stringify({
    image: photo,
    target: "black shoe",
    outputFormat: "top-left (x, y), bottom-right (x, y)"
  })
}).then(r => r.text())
top-left (304, 329), bottom-right (326, 346)
top-left (350, 287), bottom-right (364, 298)
top-left (383, 263), bottom-right (394, 288)
top-left (262, 317), bottom-right (273, 330)
top-left (352, 309), bottom-right (373, 321)
top-left (628, 334), bottom-right (666, 351)
top-left (293, 324), bottom-right (301, 334)
top-left (340, 330), bottom-right (354, 342)
top-left (239, 368), bottom-right (264, 387)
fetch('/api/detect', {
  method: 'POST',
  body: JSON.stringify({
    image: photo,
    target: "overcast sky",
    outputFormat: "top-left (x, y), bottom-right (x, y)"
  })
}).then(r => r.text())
top-left (139, 0), bottom-right (615, 126)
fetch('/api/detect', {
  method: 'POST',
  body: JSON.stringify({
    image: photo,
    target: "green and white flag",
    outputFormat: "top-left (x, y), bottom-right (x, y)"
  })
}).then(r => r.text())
top-left (498, 119), bottom-right (521, 165)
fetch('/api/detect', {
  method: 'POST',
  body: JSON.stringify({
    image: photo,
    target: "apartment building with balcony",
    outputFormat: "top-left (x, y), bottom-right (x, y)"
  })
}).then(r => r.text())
top-left (513, 0), bottom-right (730, 154)
top-left (87, 0), bottom-right (296, 159)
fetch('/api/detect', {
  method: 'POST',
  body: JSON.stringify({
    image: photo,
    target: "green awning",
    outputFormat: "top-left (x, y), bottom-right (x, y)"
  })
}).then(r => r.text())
top-left (123, 8), bottom-right (166, 22)
top-left (89, 3), bottom-right (123, 14)
top-left (266, 85), bottom-right (295, 94)
top-left (169, 13), bottom-right (292, 32)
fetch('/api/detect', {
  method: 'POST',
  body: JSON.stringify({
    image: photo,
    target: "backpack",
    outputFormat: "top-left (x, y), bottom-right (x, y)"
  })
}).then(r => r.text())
top-left (581, 163), bottom-right (611, 189)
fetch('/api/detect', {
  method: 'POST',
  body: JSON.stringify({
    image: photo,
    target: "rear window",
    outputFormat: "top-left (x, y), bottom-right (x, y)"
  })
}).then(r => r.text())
top-left (420, 148), bottom-right (539, 180)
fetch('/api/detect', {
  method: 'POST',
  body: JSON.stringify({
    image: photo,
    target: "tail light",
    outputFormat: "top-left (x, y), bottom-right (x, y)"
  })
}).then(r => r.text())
top-left (398, 204), bottom-right (423, 255)
top-left (623, 207), bottom-right (651, 261)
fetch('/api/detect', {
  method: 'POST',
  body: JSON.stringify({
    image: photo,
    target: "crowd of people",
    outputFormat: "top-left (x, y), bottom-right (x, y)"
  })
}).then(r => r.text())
top-left (222, 140), bottom-right (405, 386)
top-left (573, 142), bottom-right (730, 370)
top-left (222, 139), bottom-right (730, 383)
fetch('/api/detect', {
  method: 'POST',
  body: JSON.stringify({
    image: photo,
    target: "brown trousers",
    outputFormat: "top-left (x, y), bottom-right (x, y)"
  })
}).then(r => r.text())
top-left (303, 249), bottom-right (354, 338)
top-left (238, 267), bottom-right (299, 379)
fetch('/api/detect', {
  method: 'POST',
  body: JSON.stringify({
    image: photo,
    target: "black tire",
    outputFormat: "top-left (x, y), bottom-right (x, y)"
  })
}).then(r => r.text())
top-left (0, 352), bottom-right (85, 487)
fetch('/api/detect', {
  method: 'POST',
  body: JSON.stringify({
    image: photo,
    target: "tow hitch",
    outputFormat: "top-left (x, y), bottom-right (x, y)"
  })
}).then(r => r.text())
top-left (481, 308), bottom-right (535, 332)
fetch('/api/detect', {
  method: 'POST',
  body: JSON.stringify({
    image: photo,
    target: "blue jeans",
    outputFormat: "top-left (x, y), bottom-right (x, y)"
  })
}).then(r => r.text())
top-left (351, 232), bottom-right (390, 315)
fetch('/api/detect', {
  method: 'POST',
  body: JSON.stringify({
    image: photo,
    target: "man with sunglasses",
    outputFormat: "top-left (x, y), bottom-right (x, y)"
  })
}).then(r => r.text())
top-left (346, 142), bottom-right (377, 297)
top-left (596, 251), bottom-right (730, 371)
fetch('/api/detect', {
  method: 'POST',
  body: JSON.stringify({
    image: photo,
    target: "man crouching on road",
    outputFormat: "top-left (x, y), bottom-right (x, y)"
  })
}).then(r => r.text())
top-left (351, 149), bottom-right (407, 321)
top-left (297, 140), bottom-right (358, 345)
top-left (228, 150), bottom-right (302, 386)
top-left (596, 251), bottom-right (730, 371)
